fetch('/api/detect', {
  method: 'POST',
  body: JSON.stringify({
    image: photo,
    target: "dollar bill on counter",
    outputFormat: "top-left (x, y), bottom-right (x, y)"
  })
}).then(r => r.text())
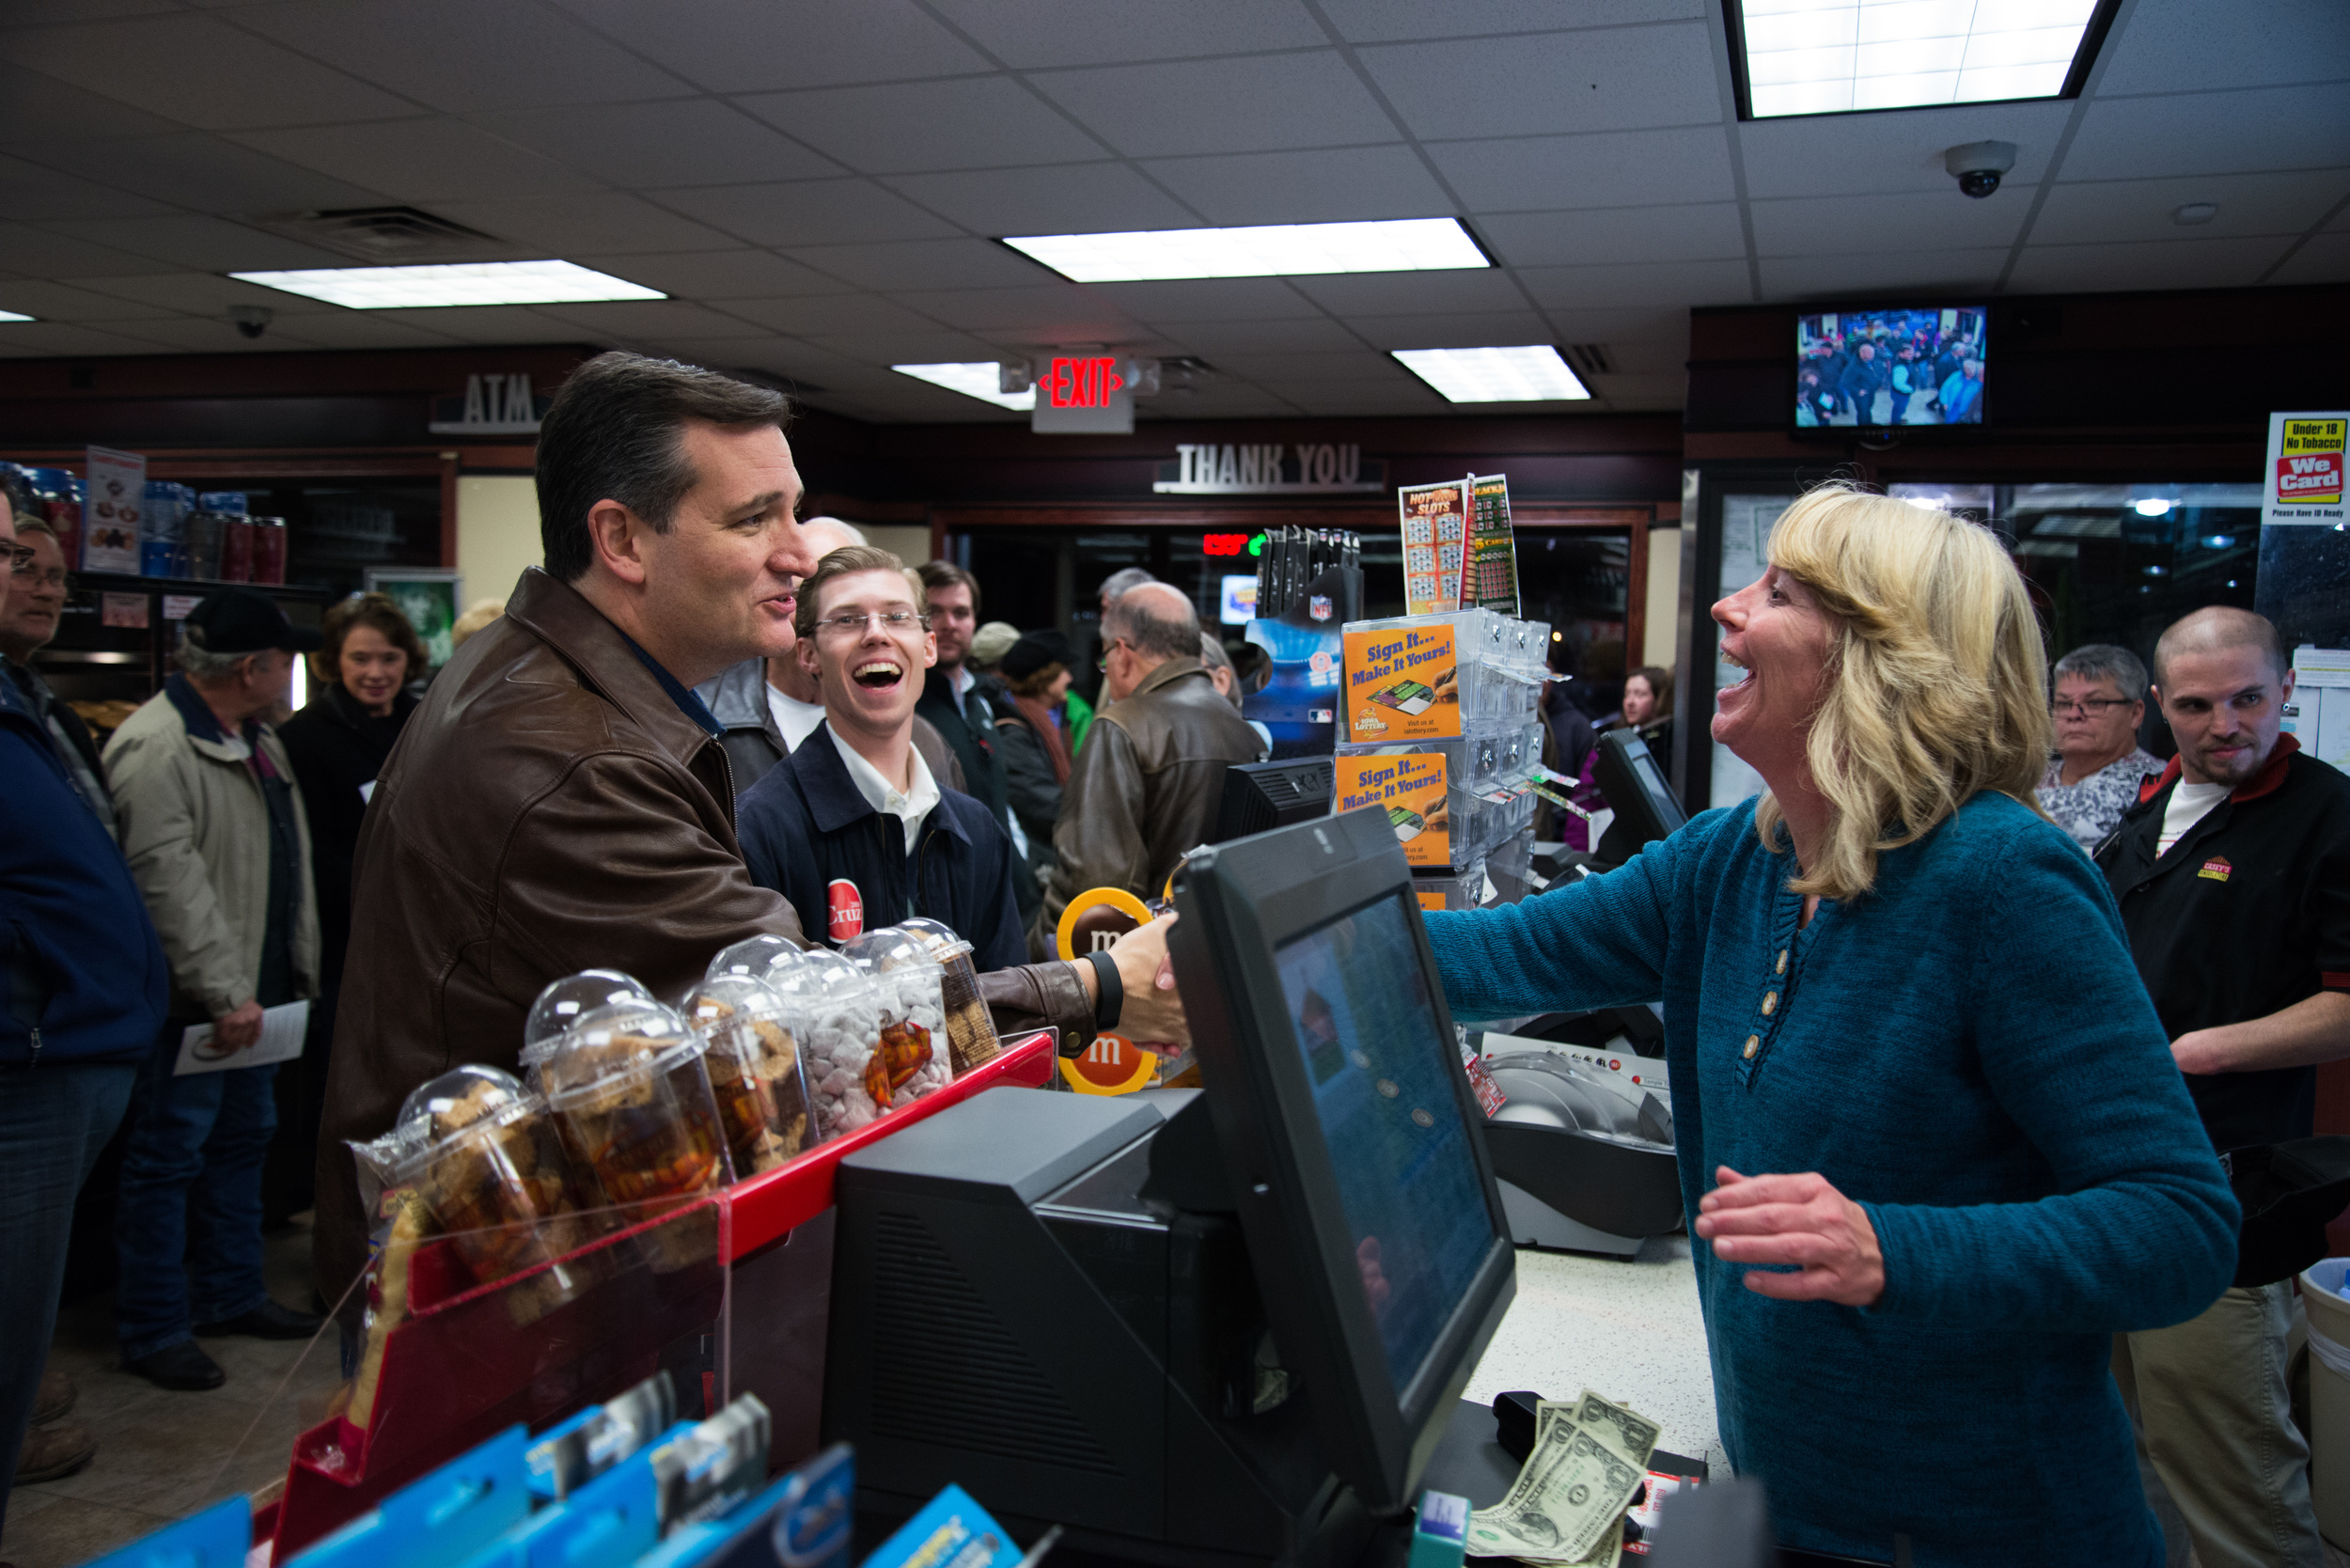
top-left (1569, 1390), bottom-right (1659, 1470)
top-left (1467, 1410), bottom-right (1643, 1563)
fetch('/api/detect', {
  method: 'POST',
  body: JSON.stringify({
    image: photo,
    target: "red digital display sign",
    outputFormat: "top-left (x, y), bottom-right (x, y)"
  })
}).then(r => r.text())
top-left (1202, 533), bottom-right (1248, 557)
top-left (1042, 356), bottom-right (1124, 410)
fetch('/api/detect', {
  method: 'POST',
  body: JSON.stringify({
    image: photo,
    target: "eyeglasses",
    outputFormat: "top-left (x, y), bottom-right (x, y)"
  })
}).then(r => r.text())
top-left (813, 610), bottom-right (928, 638)
top-left (1096, 636), bottom-right (1129, 673)
top-left (2051, 697), bottom-right (2131, 716)
top-left (6, 544), bottom-right (34, 573)
top-left (9, 565), bottom-right (69, 590)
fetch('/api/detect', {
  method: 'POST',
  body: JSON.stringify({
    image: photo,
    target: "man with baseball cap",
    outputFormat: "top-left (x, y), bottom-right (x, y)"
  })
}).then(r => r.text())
top-left (104, 587), bottom-right (324, 1389)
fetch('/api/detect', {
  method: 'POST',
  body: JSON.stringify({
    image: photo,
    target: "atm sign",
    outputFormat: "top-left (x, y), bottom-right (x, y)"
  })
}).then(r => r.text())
top-left (1042, 356), bottom-right (1124, 410)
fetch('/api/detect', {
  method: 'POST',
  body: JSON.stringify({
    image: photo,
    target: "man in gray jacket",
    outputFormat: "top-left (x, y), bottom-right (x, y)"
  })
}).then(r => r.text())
top-left (107, 589), bottom-right (323, 1390)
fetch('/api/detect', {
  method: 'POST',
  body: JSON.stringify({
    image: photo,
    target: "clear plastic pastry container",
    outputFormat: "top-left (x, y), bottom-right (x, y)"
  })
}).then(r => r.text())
top-left (525, 969), bottom-right (655, 1051)
top-left (681, 975), bottom-right (814, 1176)
top-left (768, 949), bottom-right (888, 1139)
top-left (705, 934), bottom-right (805, 987)
top-left (838, 926), bottom-right (952, 1108)
top-left (522, 1001), bottom-right (731, 1266)
top-left (895, 917), bottom-right (1001, 1074)
top-left (387, 1065), bottom-right (596, 1306)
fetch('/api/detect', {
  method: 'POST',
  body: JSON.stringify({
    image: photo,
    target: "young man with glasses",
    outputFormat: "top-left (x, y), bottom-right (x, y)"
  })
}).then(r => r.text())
top-left (734, 547), bottom-right (1028, 968)
top-left (2034, 642), bottom-right (2161, 849)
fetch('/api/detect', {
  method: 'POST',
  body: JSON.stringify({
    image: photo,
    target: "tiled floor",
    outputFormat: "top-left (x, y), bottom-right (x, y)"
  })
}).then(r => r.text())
top-left (5, 1215), bottom-right (344, 1568)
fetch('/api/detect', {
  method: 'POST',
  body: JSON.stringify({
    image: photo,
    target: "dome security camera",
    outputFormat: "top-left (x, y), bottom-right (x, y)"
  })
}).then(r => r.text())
top-left (1945, 141), bottom-right (2017, 199)
top-left (229, 305), bottom-right (274, 338)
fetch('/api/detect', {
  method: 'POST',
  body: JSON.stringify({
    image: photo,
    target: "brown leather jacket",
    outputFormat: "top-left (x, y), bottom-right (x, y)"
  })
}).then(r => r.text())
top-left (1029, 657), bottom-right (1265, 957)
top-left (316, 569), bottom-right (1095, 1315)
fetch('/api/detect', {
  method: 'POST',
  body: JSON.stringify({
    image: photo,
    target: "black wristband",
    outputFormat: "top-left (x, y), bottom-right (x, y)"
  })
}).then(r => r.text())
top-left (1083, 949), bottom-right (1122, 1031)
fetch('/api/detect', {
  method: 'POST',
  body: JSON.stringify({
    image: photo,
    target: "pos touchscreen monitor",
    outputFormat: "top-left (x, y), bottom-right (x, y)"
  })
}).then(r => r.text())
top-left (1168, 806), bottom-right (1515, 1517)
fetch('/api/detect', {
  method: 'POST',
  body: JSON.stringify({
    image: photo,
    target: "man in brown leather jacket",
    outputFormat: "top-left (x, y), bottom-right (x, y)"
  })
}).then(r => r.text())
top-left (1030, 584), bottom-right (1265, 958)
top-left (316, 353), bottom-right (1164, 1324)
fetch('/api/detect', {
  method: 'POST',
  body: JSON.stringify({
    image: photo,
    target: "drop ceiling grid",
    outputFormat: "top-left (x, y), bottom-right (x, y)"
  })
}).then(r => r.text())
top-left (0, 0), bottom-right (2333, 417)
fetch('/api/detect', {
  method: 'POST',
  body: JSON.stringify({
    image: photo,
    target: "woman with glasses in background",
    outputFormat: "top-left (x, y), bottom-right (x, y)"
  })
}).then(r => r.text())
top-left (2038, 643), bottom-right (2164, 850)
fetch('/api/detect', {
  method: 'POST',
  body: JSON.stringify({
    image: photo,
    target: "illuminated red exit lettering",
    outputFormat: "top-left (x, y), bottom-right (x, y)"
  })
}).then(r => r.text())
top-left (1044, 356), bottom-right (1124, 409)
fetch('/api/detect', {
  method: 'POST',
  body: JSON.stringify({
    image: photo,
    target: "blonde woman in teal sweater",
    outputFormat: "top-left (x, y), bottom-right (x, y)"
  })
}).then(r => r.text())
top-left (1425, 487), bottom-right (2235, 1565)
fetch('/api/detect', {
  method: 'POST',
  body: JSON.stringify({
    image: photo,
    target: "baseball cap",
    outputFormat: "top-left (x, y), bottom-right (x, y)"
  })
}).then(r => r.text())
top-left (183, 588), bottom-right (323, 654)
top-left (970, 620), bottom-right (1021, 667)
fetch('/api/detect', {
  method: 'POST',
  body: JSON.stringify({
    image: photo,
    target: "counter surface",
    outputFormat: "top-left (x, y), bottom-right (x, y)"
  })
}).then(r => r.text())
top-left (1461, 1235), bottom-right (1728, 1480)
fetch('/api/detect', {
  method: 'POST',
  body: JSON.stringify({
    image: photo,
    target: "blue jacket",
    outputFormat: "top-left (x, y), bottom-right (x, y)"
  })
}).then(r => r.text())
top-left (1426, 792), bottom-right (2236, 1567)
top-left (2, 677), bottom-right (168, 1066)
top-left (735, 722), bottom-right (1026, 970)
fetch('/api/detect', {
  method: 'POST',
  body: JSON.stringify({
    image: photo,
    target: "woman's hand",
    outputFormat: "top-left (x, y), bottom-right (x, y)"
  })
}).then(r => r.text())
top-left (1693, 1166), bottom-right (1885, 1307)
top-left (1106, 917), bottom-right (1190, 1052)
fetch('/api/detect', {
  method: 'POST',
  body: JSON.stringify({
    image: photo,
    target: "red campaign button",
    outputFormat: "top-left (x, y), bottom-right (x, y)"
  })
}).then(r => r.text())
top-left (1609, 1058), bottom-right (1621, 1071)
top-left (826, 878), bottom-right (864, 943)
top-left (1631, 1075), bottom-right (1641, 1084)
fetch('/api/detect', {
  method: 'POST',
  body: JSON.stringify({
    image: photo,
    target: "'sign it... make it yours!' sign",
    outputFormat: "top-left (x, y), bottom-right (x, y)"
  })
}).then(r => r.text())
top-left (2264, 412), bottom-right (2347, 523)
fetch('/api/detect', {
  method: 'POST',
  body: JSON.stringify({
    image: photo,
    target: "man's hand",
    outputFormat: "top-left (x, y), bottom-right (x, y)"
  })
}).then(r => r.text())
top-left (1692, 1166), bottom-right (1885, 1307)
top-left (1107, 917), bottom-right (1189, 1052)
top-left (212, 1000), bottom-right (266, 1053)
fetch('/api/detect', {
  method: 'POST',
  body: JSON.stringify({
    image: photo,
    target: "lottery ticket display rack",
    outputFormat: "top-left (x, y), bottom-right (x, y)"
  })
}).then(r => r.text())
top-left (258, 1032), bottom-right (1057, 1561)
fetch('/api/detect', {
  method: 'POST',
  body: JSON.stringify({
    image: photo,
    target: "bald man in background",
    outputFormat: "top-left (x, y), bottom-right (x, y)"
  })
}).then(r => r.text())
top-left (1029, 582), bottom-right (1262, 958)
top-left (695, 517), bottom-right (964, 798)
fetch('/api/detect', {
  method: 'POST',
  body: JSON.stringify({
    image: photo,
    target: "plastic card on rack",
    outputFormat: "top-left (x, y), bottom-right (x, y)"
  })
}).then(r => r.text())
top-left (860, 1484), bottom-right (1023, 1568)
top-left (84, 1496), bottom-right (252, 1568)
top-left (290, 1427), bottom-right (532, 1568)
top-left (634, 1442), bottom-right (854, 1568)
top-left (525, 1370), bottom-right (677, 1504)
top-left (451, 1450), bottom-right (660, 1568)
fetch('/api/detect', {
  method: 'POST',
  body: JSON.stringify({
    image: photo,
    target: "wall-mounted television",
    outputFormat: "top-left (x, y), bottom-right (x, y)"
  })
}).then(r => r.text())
top-left (1795, 306), bottom-right (1986, 431)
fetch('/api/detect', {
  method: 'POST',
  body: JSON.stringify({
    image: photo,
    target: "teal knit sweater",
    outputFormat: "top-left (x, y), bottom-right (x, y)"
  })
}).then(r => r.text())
top-left (1425, 793), bottom-right (2237, 1566)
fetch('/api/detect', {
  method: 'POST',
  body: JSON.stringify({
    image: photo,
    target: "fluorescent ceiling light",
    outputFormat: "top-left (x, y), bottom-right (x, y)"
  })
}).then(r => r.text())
top-left (892, 363), bottom-right (1034, 411)
top-left (1003, 218), bottom-right (1487, 283)
top-left (1737, 0), bottom-right (2104, 118)
top-left (1392, 345), bottom-right (1590, 403)
top-left (227, 259), bottom-right (664, 309)
top-left (0, 310), bottom-right (33, 322)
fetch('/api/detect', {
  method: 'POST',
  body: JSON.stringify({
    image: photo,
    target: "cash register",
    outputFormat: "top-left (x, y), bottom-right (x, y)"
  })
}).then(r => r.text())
top-left (822, 808), bottom-right (1517, 1568)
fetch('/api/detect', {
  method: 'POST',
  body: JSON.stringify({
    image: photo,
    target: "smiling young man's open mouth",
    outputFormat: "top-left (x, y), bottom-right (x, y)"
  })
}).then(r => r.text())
top-left (852, 657), bottom-right (905, 692)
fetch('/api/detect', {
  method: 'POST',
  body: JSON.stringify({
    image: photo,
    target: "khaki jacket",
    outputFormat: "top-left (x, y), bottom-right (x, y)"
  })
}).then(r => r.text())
top-left (105, 682), bottom-right (320, 1021)
top-left (1030, 657), bottom-right (1265, 957)
top-left (316, 570), bottom-right (1094, 1314)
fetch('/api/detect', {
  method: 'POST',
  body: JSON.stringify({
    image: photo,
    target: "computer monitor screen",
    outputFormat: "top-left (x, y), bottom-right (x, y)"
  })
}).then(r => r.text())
top-left (1275, 895), bottom-right (1494, 1396)
top-left (1794, 306), bottom-right (1985, 429)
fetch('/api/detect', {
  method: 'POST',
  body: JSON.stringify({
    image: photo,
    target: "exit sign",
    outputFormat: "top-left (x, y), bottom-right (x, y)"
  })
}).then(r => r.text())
top-left (1041, 356), bottom-right (1122, 409)
top-left (1032, 353), bottom-right (1136, 434)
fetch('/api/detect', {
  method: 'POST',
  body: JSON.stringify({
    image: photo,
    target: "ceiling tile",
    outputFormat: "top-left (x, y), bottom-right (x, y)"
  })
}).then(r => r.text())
top-left (1349, 311), bottom-right (1559, 350)
top-left (923, 0), bottom-right (1325, 68)
top-left (1358, 25), bottom-right (1717, 139)
top-left (22, 131), bottom-right (392, 212)
top-left (544, 0), bottom-right (993, 95)
top-left (2031, 171), bottom-right (2350, 246)
top-left (73, 271), bottom-right (342, 314)
top-left (1478, 202), bottom-right (1744, 266)
top-left (1152, 317), bottom-right (1367, 353)
top-left (431, 192), bottom-right (740, 257)
top-left (1139, 146), bottom-right (1452, 225)
top-left (4, 1), bottom-right (183, 23)
top-left (885, 284), bottom-right (1142, 337)
top-left (653, 179), bottom-right (960, 248)
top-left (0, 14), bottom-right (417, 131)
top-left (797, 328), bottom-right (1004, 364)
top-left (881, 163), bottom-right (1198, 233)
top-left (780, 238), bottom-right (1053, 290)
top-left (1751, 190), bottom-right (2031, 257)
top-left (98, 314), bottom-right (356, 353)
top-left (41, 213), bottom-right (355, 271)
top-left (1249, 381), bottom-right (1441, 414)
top-left (1321, 0), bottom-right (1703, 43)
top-left (1211, 348), bottom-right (1404, 380)
top-left (0, 319), bottom-right (178, 355)
top-left (1588, 339), bottom-right (1684, 374)
top-left (1285, 269), bottom-right (1527, 315)
top-left (0, 153), bottom-right (175, 221)
top-left (1430, 126), bottom-right (1734, 212)
top-left (1581, 370), bottom-right (1684, 407)
top-left (2268, 232), bottom-right (2350, 285)
top-left (0, 278), bottom-right (177, 321)
top-left (528, 299), bottom-right (776, 339)
top-left (568, 249), bottom-right (845, 299)
top-left (1082, 276), bottom-right (1323, 321)
top-left (1755, 247), bottom-right (2011, 297)
top-left (717, 294), bottom-right (946, 336)
top-left (1516, 257), bottom-right (1751, 310)
top-left (1028, 54), bottom-right (1398, 159)
top-left (362, 306), bottom-right (595, 344)
top-left (1737, 100), bottom-right (2072, 200)
top-left (1533, 305), bottom-right (1688, 343)
top-left (231, 0), bottom-right (693, 113)
top-left (2064, 87), bottom-right (2350, 182)
top-left (2095, 0), bottom-right (2350, 96)
top-left (229, 120), bottom-right (600, 203)
top-left (0, 59), bottom-right (182, 144)
top-left (471, 101), bottom-right (841, 189)
top-left (738, 77), bottom-right (1105, 175)
top-left (241, 311), bottom-right (462, 350)
top-left (2003, 236), bottom-right (2296, 293)
top-left (0, 219), bottom-right (175, 277)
